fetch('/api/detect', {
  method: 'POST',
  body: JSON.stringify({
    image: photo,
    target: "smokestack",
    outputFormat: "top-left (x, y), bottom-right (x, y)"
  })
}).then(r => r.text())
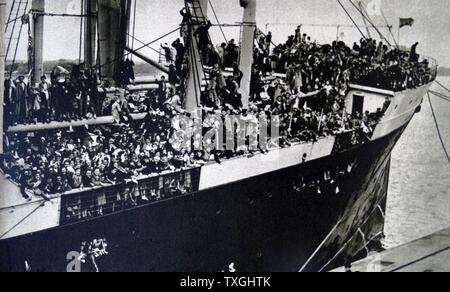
top-left (239, 0), bottom-right (256, 109)
top-left (32, 0), bottom-right (45, 87)
top-left (0, 0), bottom-right (6, 153)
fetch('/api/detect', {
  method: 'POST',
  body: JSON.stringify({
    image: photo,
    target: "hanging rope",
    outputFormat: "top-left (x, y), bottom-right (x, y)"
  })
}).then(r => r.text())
top-left (427, 92), bottom-right (450, 165)
top-left (336, 0), bottom-right (367, 40)
top-left (208, 0), bottom-right (228, 43)
top-left (358, 228), bottom-right (370, 255)
top-left (377, 205), bottom-right (385, 219)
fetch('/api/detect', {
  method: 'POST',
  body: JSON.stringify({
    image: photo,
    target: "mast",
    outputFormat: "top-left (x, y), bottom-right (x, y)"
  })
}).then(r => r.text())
top-left (199, 0), bottom-right (208, 16)
top-left (184, 29), bottom-right (205, 113)
top-left (0, 0), bottom-right (6, 153)
top-left (97, 0), bottom-right (123, 82)
top-left (31, 0), bottom-right (45, 87)
top-left (84, 0), bottom-right (98, 70)
top-left (183, 0), bottom-right (207, 113)
top-left (239, 0), bottom-right (256, 109)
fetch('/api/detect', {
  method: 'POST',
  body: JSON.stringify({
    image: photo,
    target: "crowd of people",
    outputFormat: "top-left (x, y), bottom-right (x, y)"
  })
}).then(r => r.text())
top-left (1, 18), bottom-right (435, 201)
top-left (252, 28), bottom-right (434, 95)
top-left (3, 66), bottom-right (104, 127)
top-left (1, 86), bottom-right (380, 202)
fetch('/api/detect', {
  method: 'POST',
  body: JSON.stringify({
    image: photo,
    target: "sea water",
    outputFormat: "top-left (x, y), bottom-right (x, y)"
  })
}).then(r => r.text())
top-left (384, 76), bottom-right (450, 248)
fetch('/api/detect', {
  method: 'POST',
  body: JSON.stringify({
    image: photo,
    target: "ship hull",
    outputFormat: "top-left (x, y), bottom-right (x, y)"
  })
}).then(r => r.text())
top-left (0, 123), bottom-right (406, 272)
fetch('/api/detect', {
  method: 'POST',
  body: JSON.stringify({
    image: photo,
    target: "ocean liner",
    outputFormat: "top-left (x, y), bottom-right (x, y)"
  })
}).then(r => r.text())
top-left (0, 0), bottom-right (437, 272)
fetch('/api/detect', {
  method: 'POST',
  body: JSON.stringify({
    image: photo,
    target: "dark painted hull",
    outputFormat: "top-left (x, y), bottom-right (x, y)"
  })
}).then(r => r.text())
top-left (0, 125), bottom-right (406, 272)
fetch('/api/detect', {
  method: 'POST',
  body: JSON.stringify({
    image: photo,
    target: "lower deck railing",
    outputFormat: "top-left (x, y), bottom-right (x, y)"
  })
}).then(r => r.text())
top-left (60, 168), bottom-right (201, 225)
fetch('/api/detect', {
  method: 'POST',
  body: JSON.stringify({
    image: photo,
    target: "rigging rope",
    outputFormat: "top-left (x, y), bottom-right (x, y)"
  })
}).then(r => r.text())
top-left (435, 80), bottom-right (450, 94)
top-left (318, 186), bottom-right (389, 272)
top-left (347, 0), bottom-right (392, 46)
top-left (315, 90), bottom-right (450, 271)
top-left (380, 9), bottom-right (399, 48)
top-left (5, 0), bottom-right (16, 32)
top-left (208, 0), bottom-right (228, 43)
top-left (299, 218), bottom-right (343, 272)
top-left (303, 146), bottom-right (394, 272)
top-left (126, 32), bottom-right (164, 56)
top-left (95, 26), bottom-right (181, 71)
top-left (336, 0), bottom-right (367, 40)
top-left (131, 0), bottom-right (138, 61)
top-left (0, 201), bottom-right (46, 240)
top-left (428, 90), bottom-right (450, 103)
top-left (427, 92), bottom-right (450, 165)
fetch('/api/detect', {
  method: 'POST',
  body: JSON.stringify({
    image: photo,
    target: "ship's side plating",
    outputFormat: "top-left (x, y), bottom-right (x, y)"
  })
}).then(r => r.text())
top-left (0, 82), bottom-right (432, 271)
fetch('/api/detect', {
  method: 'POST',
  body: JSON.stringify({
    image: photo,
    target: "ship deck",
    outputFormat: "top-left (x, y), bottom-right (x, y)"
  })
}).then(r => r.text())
top-left (330, 227), bottom-right (450, 272)
top-left (0, 174), bottom-right (48, 209)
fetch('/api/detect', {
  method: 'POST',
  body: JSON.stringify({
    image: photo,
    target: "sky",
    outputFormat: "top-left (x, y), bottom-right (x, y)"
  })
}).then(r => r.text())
top-left (5, 0), bottom-right (450, 67)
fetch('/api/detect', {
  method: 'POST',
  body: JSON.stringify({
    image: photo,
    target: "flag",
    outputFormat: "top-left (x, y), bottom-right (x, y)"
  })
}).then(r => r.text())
top-left (400, 18), bottom-right (415, 28)
top-left (365, 0), bottom-right (382, 17)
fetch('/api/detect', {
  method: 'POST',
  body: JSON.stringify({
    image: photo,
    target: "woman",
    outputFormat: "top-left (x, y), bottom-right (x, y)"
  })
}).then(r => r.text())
top-left (32, 91), bottom-right (42, 123)
top-left (92, 168), bottom-right (107, 215)
top-left (168, 65), bottom-right (180, 87)
top-left (295, 65), bottom-right (304, 94)
top-left (71, 167), bottom-right (83, 189)
top-left (92, 168), bottom-right (106, 187)
top-left (232, 63), bottom-right (243, 87)
top-left (111, 95), bottom-right (122, 124)
top-left (30, 173), bottom-right (44, 197)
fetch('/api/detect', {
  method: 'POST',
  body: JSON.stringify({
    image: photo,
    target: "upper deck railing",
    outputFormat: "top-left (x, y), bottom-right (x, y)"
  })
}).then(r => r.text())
top-left (350, 55), bottom-right (438, 92)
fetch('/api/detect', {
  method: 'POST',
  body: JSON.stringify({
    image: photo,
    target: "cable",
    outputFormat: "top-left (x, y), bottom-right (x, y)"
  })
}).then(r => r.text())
top-left (300, 129), bottom-right (395, 272)
top-left (126, 32), bottom-right (164, 56)
top-left (435, 80), bottom-right (450, 94)
top-left (0, 201), bottom-right (46, 240)
top-left (380, 9), bottom-right (399, 48)
top-left (208, 0), bottom-right (228, 43)
top-left (428, 92), bottom-right (450, 164)
top-left (95, 26), bottom-right (181, 71)
top-left (131, 0), bottom-right (138, 61)
top-left (5, 0), bottom-right (17, 32)
top-left (336, 0), bottom-right (367, 40)
top-left (428, 90), bottom-right (450, 103)
top-left (347, 0), bottom-right (391, 46)
top-left (315, 148), bottom-right (396, 272)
